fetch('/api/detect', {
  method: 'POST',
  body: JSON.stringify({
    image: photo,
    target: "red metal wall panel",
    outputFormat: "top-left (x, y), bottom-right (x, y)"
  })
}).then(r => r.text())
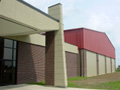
top-left (64, 30), bottom-right (77, 46)
top-left (83, 29), bottom-right (115, 59)
top-left (64, 28), bottom-right (84, 48)
top-left (77, 30), bottom-right (84, 49)
top-left (64, 28), bottom-right (115, 59)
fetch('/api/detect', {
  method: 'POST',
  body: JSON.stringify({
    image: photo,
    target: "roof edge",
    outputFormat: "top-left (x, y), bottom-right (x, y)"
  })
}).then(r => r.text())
top-left (104, 33), bottom-right (115, 50)
top-left (48, 3), bottom-right (62, 8)
top-left (64, 27), bottom-right (84, 32)
top-left (64, 27), bottom-right (105, 34)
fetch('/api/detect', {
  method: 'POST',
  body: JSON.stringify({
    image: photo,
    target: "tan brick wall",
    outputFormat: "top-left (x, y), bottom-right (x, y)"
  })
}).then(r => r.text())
top-left (98, 54), bottom-right (106, 75)
top-left (66, 52), bottom-right (79, 78)
top-left (17, 41), bottom-right (45, 84)
top-left (112, 59), bottom-right (115, 72)
top-left (106, 57), bottom-right (111, 73)
top-left (86, 50), bottom-right (97, 77)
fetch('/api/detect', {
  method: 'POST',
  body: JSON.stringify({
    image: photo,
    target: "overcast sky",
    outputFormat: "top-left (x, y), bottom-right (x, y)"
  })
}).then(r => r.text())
top-left (24, 0), bottom-right (120, 67)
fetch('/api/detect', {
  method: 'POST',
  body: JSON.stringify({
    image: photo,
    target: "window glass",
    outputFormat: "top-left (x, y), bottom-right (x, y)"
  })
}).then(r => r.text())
top-left (12, 61), bottom-right (16, 84)
top-left (4, 39), bottom-right (13, 48)
top-left (0, 38), bottom-right (17, 85)
top-left (3, 48), bottom-right (12, 60)
top-left (0, 61), bottom-right (2, 83)
top-left (4, 61), bottom-right (12, 68)
top-left (14, 41), bottom-right (17, 49)
top-left (3, 61), bottom-right (12, 84)
top-left (13, 61), bottom-right (16, 68)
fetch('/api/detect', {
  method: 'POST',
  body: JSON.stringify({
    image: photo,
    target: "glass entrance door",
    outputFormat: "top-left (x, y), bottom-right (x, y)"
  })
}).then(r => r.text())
top-left (2, 61), bottom-right (12, 85)
top-left (0, 60), bottom-right (3, 85)
top-left (0, 38), bottom-right (4, 85)
top-left (0, 38), bottom-right (17, 86)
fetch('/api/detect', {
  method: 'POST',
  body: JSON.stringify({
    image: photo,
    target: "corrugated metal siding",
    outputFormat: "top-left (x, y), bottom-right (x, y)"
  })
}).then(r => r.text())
top-left (64, 28), bottom-right (115, 59)
top-left (64, 30), bottom-right (77, 46)
top-left (83, 29), bottom-right (115, 59)
top-left (64, 28), bottom-right (84, 49)
top-left (77, 30), bottom-right (84, 49)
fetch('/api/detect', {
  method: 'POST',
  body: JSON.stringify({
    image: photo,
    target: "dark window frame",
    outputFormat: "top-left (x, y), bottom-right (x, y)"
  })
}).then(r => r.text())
top-left (0, 37), bottom-right (18, 85)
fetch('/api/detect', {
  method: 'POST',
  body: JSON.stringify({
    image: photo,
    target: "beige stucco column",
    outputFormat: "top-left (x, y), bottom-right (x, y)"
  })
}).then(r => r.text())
top-left (48, 3), bottom-right (68, 87)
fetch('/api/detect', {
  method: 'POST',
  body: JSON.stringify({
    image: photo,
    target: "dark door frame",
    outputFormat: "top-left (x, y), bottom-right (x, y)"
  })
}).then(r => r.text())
top-left (0, 38), bottom-right (17, 86)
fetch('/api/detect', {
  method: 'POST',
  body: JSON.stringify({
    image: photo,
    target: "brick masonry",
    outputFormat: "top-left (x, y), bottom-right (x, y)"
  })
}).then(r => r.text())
top-left (17, 42), bottom-right (45, 84)
top-left (16, 40), bottom-right (115, 84)
top-left (66, 51), bottom-right (79, 78)
top-left (45, 31), bottom-right (55, 85)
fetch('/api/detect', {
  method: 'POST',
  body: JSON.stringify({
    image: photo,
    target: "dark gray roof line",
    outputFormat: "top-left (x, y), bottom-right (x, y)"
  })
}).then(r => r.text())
top-left (48, 3), bottom-right (62, 8)
top-left (17, 0), bottom-right (59, 22)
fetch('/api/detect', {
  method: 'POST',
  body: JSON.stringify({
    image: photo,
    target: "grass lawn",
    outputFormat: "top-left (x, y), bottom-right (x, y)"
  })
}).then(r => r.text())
top-left (68, 77), bottom-right (89, 88)
top-left (28, 81), bottom-right (45, 86)
top-left (116, 68), bottom-right (120, 72)
top-left (68, 80), bottom-right (120, 90)
top-left (27, 77), bottom-right (88, 86)
top-left (68, 76), bottom-right (120, 90)
top-left (27, 78), bottom-right (120, 90)
top-left (68, 77), bottom-right (88, 81)
top-left (27, 79), bottom-right (120, 90)
top-left (98, 81), bottom-right (120, 90)
top-left (27, 72), bottom-right (120, 90)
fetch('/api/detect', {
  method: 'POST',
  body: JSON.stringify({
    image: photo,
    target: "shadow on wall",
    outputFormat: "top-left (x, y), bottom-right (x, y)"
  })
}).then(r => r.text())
top-left (17, 41), bottom-right (45, 84)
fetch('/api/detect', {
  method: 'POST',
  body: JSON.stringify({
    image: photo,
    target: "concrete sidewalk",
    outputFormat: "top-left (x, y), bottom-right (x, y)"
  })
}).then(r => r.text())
top-left (0, 84), bottom-right (101, 90)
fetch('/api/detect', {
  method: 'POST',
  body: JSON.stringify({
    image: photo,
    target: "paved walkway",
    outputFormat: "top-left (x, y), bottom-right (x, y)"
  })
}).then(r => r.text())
top-left (0, 84), bottom-right (100, 90)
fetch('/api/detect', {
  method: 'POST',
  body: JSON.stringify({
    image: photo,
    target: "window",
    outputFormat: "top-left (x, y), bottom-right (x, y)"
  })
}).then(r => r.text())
top-left (13, 49), bottom-right (16, 60)
top-left (4, 39), bottom-right (13, 48)
top-left (0, 37), bottom-right (17, 85)
top-left (3, 48), bottom-right (12, 60)
top-left (14, 41), bottom-right (17, 49)
top-left (0, 38), bottom-right (4, 59)
top-left (3, 39), bottom-right (17, 60)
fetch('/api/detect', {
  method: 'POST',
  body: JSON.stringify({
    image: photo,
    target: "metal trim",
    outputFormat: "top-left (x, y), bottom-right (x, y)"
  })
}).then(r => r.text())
top-left (48, 3), bottom-right (62, 8)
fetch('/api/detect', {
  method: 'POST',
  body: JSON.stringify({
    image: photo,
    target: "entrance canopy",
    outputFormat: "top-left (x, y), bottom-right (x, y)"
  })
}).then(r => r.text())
top-left (0, 0), bottom-right (59, 36)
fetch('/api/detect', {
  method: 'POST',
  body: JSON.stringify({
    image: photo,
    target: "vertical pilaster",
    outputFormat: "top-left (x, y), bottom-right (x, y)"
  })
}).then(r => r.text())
top-left (79, 49), bottom-right (87, 77)
top-left (77, 50), bottom-right (80, 76)
top-left (105, 56), bottom-right (107, 74)
top-left (111, 58), bottom-right (112, 73)
top-left (48, 3), bottom-right (67, 87)
top-left (45, 31), bottom-right (55, 85)
top-left (114, 59), bottom-right (116, 71)
top-left (79, 49), bottom-right (84, 77)
top-left (79, 50), bottom-right (82, 76)
top-left (83, 50), bottom-right (87, 77)
top-left (96, 54), bottom-right (99, 75)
